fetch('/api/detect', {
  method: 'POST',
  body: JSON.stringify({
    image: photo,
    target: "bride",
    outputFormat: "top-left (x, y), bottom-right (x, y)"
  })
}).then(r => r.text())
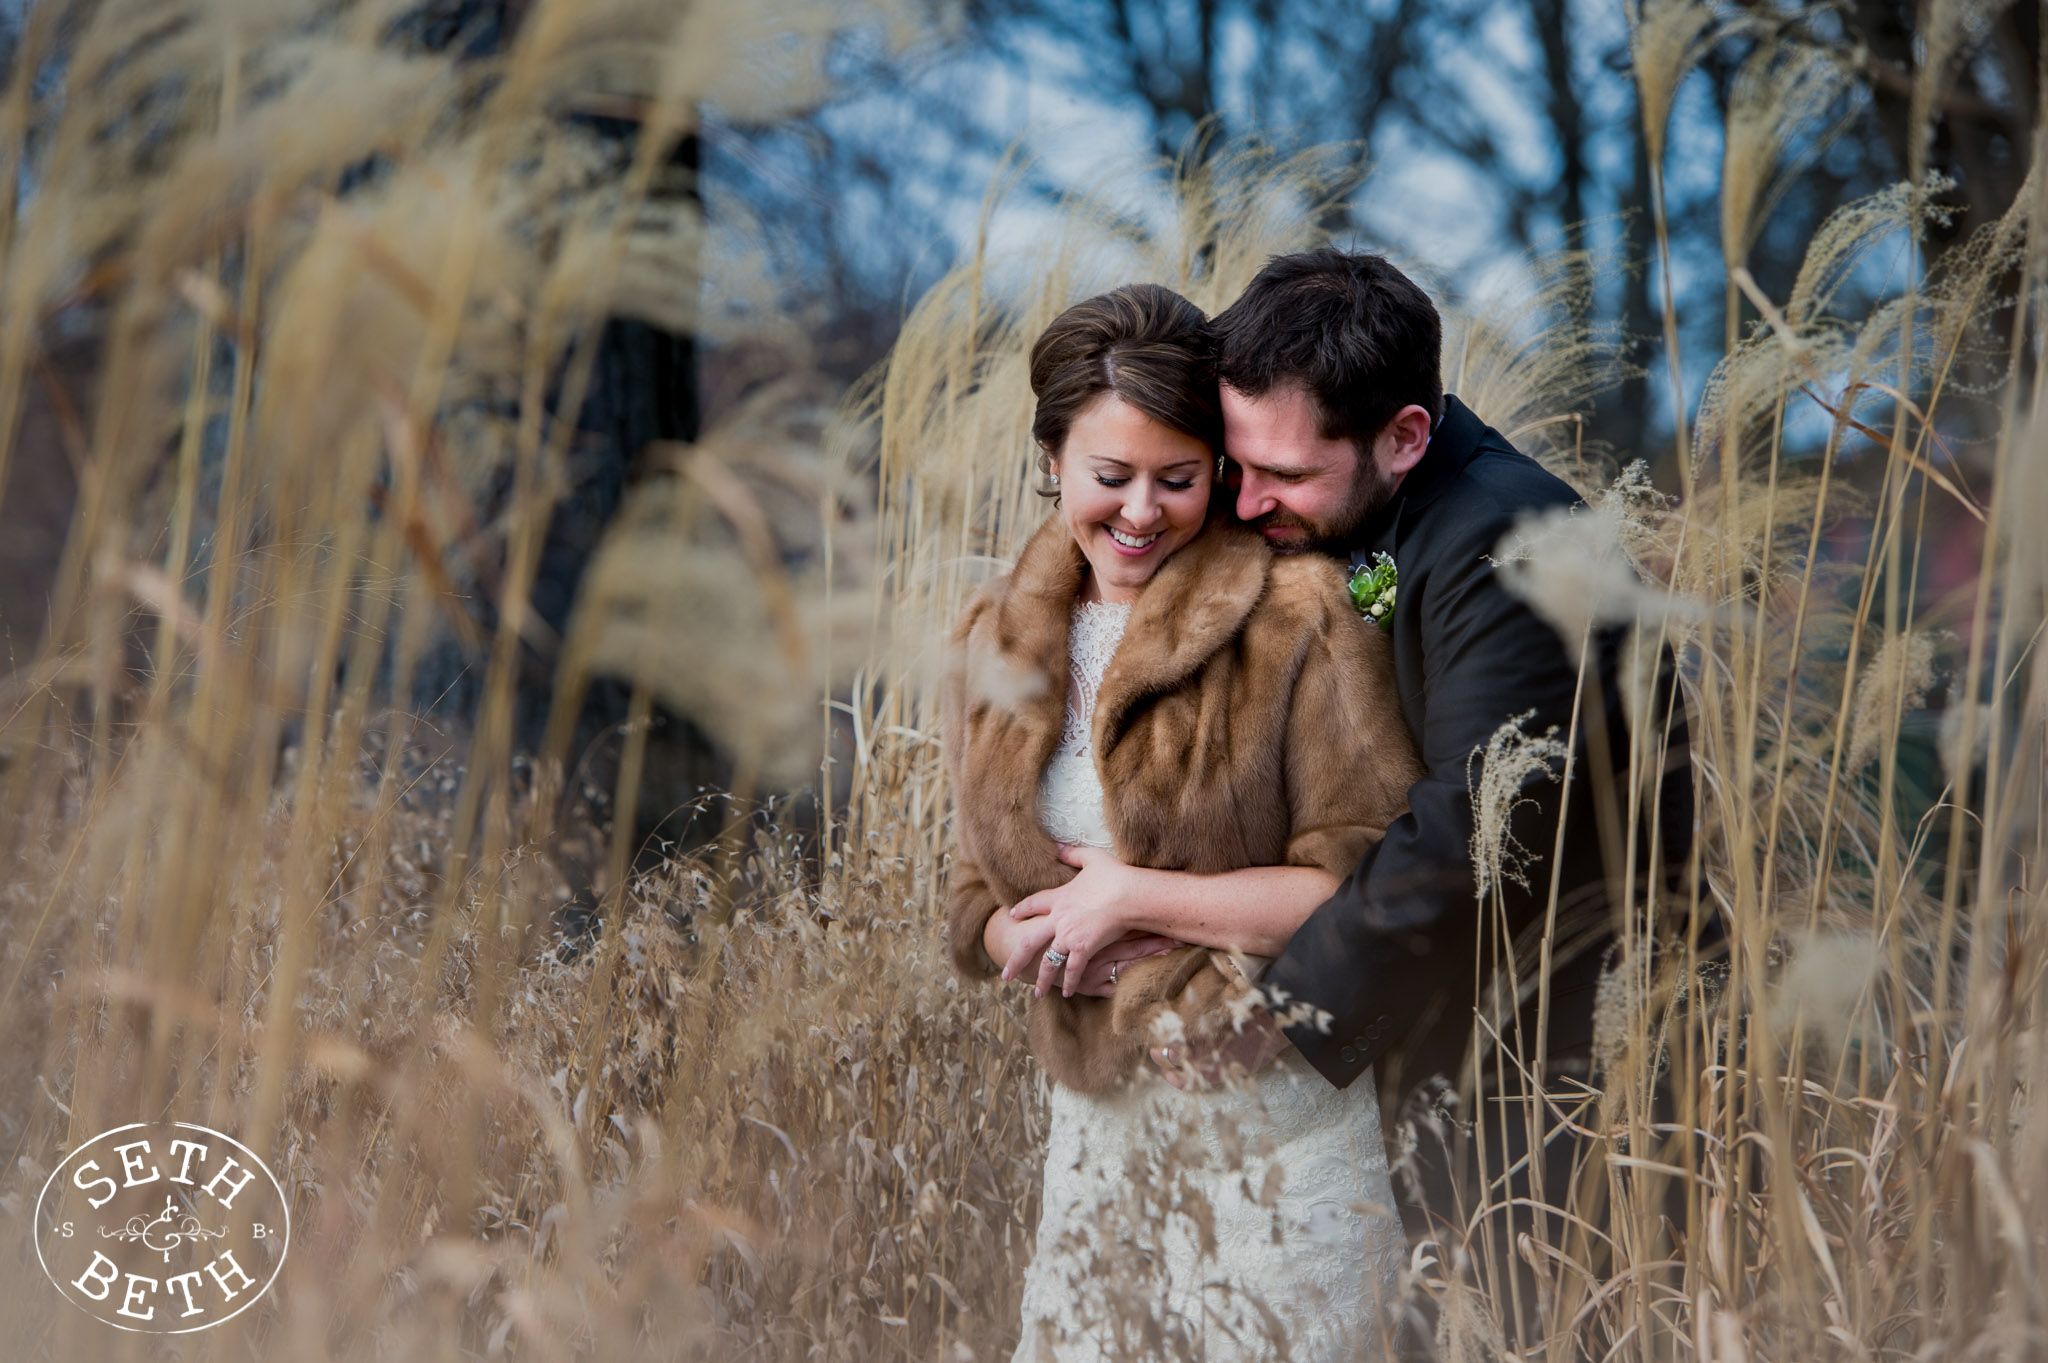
top-left (941, 283), bottom-right (1423, 1361)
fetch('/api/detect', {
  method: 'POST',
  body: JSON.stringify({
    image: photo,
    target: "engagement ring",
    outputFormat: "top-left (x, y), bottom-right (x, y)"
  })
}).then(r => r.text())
top-left (1043, 948), bottom-right (1068, 967)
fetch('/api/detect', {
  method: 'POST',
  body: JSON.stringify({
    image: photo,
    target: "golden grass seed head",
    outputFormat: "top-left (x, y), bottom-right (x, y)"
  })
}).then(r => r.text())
top-left (1721, 43), bottom-right (1853, 271)
top-left (1626, 0), bottom-right (1731, 170)
top-left (1846, 629), bottom-right (1940, 771)
top-left (1465, 709), bottom-right (1569, 901)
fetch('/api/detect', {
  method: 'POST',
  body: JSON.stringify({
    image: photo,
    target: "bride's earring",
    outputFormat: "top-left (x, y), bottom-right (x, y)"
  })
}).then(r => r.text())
top-left (1215, 454), bottom-right (1225, 477)
top-left (1049, 470), bottom-right (1059, 485)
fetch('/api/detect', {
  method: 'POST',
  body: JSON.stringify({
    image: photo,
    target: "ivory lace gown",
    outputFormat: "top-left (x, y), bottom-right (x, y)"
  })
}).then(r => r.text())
top-left (1013, 600), bottom-right (1406, 1363)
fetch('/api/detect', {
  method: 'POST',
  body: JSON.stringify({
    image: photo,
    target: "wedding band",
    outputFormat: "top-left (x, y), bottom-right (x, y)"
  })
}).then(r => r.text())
top-left (1043, 948), bottom-right (1068, 967)
top-left (1109, 961), bottom-right (1119, 985)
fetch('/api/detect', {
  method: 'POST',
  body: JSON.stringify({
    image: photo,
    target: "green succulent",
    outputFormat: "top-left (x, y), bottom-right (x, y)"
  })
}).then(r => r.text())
top-left (1347, 552), bottom-right (1398, 628)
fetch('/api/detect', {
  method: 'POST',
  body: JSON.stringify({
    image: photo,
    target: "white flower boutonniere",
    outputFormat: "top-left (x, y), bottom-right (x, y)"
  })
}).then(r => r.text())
top-left (1348, 552), bottom-right (1397, 629)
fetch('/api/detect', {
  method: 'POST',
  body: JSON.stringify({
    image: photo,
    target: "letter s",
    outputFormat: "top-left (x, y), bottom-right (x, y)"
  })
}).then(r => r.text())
top-left (72, 1159), bottom-right (117, 1209)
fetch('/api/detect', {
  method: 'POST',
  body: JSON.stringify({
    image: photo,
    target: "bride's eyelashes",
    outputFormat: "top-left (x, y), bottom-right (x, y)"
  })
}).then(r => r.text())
top-left (1094, 474), bottom-right (1197, 491)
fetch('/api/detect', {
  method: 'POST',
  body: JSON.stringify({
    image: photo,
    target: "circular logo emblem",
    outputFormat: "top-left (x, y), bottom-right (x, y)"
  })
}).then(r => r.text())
top-left (34, 1122), bottom-right (289, 1333)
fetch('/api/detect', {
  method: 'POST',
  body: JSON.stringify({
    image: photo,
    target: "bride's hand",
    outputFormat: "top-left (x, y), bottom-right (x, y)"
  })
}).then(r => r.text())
top-left (995, 907), bottom-right (1182, 997)
top-left (1004, 929), bottom-right (1183, 998)
top-left (1010, 844), bottom-right (1148, 924)
top-left (1010, 844), bottom-right (1155, 997)
top-left (985, 911), bottom-right (1056, 977)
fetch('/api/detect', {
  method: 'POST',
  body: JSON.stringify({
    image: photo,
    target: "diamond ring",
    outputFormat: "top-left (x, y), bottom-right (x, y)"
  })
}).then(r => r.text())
top-left (1043, 948), bottom-right (1068, 968)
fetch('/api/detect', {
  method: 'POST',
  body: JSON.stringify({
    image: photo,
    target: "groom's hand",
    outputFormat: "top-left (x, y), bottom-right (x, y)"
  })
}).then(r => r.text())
top-left (1068, 933), bottom-right (1182, 996)
top-left (1151, 1006), bottom-right (1292, 1090)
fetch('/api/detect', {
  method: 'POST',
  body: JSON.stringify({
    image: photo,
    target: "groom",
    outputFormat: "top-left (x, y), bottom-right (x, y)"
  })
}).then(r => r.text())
top-left (1165, 250), bottom-right (1697, 1245)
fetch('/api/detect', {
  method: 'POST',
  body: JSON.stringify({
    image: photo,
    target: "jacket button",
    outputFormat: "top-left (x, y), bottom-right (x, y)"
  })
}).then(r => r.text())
top-left (1339, 1046), bottom-right (1357, 1064)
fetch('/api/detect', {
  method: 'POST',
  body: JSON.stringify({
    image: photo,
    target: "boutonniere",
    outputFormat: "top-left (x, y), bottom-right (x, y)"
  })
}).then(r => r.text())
top-left (1348, 551), bottom-right (1397, 628)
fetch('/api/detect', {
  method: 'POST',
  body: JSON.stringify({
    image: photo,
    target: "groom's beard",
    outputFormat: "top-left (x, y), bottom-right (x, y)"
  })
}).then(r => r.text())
top-left (1249, 457), bottom-right (1398, 557)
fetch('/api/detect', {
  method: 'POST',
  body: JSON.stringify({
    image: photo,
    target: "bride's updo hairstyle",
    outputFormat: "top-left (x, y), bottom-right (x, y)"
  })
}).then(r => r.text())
top-left (1027, 284), bottom-right (1222, 495)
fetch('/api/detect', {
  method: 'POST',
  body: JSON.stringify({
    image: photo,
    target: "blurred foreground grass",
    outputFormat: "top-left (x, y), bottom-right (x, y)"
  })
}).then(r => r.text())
top-left (2, 1), bottom-right (2046, 1359)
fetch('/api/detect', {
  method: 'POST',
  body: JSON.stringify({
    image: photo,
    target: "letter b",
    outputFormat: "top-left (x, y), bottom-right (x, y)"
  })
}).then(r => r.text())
top-left (71, 1251), bottom-right (121, 1301)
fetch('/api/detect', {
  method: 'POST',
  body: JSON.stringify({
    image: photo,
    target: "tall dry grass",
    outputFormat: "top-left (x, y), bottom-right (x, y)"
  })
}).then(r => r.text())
top-left (0, 1), bottom-right (2044, 1360)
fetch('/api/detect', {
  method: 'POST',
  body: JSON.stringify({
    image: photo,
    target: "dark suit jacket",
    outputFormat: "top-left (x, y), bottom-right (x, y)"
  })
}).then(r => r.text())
top-left (1262, 394), bottom-right (1696, 1097)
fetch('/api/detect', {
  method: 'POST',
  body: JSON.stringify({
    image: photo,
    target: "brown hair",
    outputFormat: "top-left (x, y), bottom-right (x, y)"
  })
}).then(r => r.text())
top-left (1211, 249), bottom-right (1443, 455)
top-left (1027, 285), bottom-right (1222, 479)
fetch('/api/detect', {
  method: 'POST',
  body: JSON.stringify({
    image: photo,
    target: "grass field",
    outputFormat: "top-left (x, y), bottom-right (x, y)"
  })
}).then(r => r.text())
top-left (1, 1), bottom-right (2043, 1358)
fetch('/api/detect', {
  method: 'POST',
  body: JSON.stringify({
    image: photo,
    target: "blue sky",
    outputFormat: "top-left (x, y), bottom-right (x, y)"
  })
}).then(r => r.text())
top-left (706, 1), bottom-right (1930, 455)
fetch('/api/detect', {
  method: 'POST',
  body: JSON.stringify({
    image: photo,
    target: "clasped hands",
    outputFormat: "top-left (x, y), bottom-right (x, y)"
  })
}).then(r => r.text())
top-left (996, 844), bottom-right (1179, 998)
top-left (992, 844), bottom-right (1294, 1090)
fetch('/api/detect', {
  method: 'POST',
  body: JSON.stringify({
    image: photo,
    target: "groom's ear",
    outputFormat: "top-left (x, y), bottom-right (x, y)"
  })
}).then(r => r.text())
top-left (1373, 405), bottom-right (1434, 484)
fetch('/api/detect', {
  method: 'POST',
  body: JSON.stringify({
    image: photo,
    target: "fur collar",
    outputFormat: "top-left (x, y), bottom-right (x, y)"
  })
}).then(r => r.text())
top-left (954, 513), bottom-right (1271, 900)
top-left (990, 513), bottom-right (1271, 748)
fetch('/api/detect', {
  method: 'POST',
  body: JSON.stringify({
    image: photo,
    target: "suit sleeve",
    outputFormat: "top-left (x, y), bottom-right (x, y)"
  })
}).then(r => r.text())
top-left (1278, 589), bottom-right (1423, 881)
top-left (1262, 514), bottom-right (1590, 1090)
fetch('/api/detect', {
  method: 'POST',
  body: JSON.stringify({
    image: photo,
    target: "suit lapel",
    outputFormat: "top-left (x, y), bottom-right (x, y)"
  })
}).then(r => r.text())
top-left (1340, 394), bottom-right (1491, 743)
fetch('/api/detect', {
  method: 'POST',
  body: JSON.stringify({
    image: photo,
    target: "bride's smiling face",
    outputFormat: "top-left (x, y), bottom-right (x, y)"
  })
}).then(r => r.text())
top-left (1050, 394), bottom-right (1214, 605)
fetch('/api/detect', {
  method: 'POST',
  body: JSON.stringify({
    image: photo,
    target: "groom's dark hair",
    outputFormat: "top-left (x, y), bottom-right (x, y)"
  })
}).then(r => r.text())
top-left (1212, 249), bottom-right (1443, 456)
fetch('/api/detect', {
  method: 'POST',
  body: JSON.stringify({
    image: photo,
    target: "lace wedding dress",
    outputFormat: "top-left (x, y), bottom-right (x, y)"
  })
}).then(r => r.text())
top-left (1014, 600), bottom-right (1407, 1363)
